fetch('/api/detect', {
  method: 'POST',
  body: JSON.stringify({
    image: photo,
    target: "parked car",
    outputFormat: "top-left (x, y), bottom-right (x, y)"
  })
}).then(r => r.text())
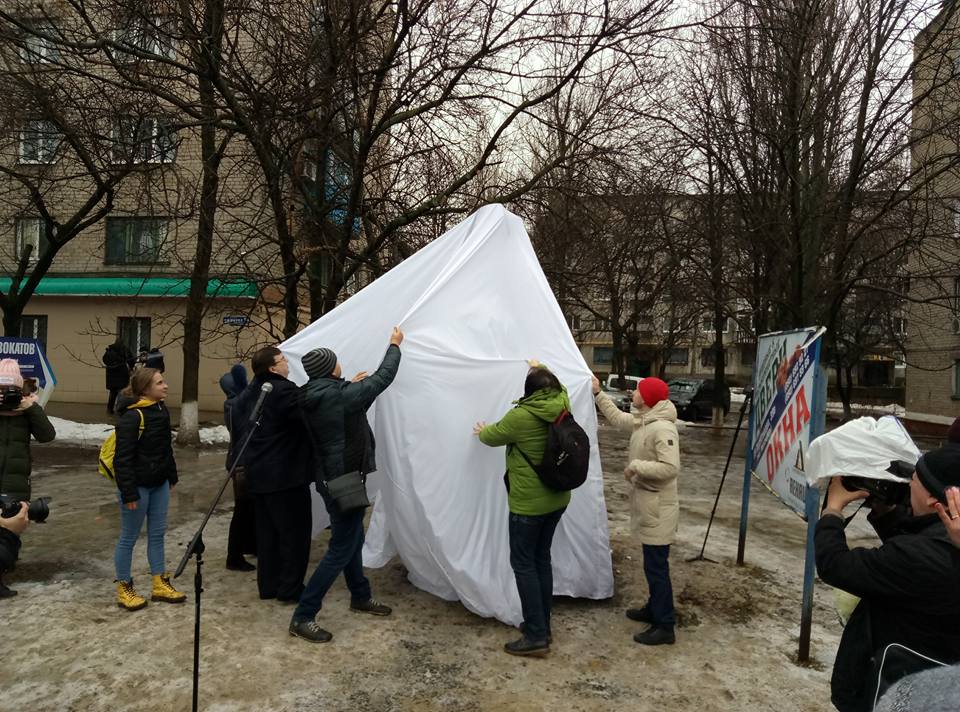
top-left (605, 374), bottom-right (642, 393)
top-left (668, 378), bottom-right (731, 421)
top-left (600, 383), bottom-right (632, 412)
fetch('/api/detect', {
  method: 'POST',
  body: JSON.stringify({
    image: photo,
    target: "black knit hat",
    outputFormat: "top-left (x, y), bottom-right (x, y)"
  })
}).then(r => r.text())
top-left (914, 443), bottom-right (960, 504)
top-left (301, 348), bottom-right (337, 379)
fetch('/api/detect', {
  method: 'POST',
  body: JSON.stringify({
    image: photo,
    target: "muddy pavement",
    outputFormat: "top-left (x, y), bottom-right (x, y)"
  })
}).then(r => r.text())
top-left (1, 419), bottom-right (869, 711)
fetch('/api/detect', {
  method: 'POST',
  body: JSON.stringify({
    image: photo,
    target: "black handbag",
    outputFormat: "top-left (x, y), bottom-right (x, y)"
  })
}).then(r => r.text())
top-left (325, 471), bottom-right (370, 513)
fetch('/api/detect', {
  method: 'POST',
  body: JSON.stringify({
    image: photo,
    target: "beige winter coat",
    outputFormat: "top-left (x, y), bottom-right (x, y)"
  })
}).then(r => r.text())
top-left (595, 392), bottom-right (680, 545)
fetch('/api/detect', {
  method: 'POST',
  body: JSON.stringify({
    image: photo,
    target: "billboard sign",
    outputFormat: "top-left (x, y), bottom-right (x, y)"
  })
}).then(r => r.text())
top-left (750, 327), bottom-right (823, 516)
top-left (0, 337), bottom-right (57, 406)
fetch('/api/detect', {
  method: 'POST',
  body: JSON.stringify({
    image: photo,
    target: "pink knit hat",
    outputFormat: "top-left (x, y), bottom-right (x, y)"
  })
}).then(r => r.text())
top-left (0, 359), bottom-right (24, 388)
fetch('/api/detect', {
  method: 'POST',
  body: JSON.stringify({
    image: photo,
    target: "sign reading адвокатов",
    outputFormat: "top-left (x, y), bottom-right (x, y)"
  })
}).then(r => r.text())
top-left (0, 337), bottom-right (57, 406)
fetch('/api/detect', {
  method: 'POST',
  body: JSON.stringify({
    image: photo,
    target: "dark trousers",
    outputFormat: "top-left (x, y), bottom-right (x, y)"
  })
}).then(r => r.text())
top-left (227, 494), bottom-right (257, 562)
top-left (292, 495), bottom-right (371, 623)
top-left (642, 543), bottom-right (675, 628)
top-left (107, 388), bottom-right (121, 414)
top-left (508, 507), bottom-right (566, 643)
top-left (254, 485), bottom-right (312, 600)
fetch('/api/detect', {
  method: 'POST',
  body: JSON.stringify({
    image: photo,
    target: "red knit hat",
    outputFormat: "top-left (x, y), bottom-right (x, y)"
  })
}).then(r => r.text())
top-left (637, 377), bottom-right (669, 408)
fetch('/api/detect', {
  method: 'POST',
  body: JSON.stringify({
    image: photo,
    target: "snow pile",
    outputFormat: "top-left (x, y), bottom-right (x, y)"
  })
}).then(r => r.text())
top-left (46, 416), bottom-right (229, 448)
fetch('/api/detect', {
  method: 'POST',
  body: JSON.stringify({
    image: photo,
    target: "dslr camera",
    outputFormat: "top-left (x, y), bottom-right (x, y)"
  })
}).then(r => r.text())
top-left (841, 460), bottom-right (913, 507)
top-left (0, 494), bottom-right (50, 523)
top-left (0, 383), bottom-right (22, 411)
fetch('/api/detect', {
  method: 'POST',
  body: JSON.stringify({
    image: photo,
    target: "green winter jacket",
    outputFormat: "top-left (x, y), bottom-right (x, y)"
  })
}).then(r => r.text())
top-left (0, 403), bottom-right (56, 501)
top-left (479, 385), bottom-right (572, 516)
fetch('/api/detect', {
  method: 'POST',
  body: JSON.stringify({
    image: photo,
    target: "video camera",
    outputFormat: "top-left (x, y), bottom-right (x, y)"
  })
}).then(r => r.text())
top-left (841, 460), bottom-right (913, 507)
top-left (0, 494), bottom-right (50, 523)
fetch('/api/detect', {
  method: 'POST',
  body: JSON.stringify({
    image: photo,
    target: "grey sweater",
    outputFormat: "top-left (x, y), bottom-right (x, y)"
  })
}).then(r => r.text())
top-left (875, 665), bottom-right (960, 712)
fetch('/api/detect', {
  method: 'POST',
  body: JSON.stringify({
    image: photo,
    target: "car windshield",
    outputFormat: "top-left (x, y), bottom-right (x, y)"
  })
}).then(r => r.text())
top-left (608, 377), bottom-right (636, 390)
top-left (669, 382), bottom-right (697, 394)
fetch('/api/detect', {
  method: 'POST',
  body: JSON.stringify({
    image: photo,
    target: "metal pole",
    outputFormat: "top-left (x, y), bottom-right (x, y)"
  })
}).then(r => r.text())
top-left (798, 363), bottom-right (827, 662)
top-left (192, 538), bottom-right (204, 712)
top-left (736, 396), bottom-right (756, 566)
top-left (692, 389), bottom-right (752, 562)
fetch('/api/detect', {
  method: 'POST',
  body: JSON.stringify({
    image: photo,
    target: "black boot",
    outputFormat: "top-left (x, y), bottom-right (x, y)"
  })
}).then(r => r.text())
top-left (625, 606), bottom-right (653, 623)
top-left (504, 637), bottom-right (550, 657)
top-left (633, 625), bottom-right (675, 646)
top-left (0, 576), bottom-right (17, 599)
top-left (226, 557), bottom-right (256, 572)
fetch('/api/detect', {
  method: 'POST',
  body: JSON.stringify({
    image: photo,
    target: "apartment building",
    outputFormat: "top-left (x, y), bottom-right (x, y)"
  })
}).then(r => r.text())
top-left (905, 5), bottom-right (960, 431)
top-left (0, 10), bottom-right (273, 411)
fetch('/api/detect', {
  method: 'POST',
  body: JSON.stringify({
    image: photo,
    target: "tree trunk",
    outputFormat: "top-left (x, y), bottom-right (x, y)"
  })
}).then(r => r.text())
top-left (178, 0), bottom-right (224, 446)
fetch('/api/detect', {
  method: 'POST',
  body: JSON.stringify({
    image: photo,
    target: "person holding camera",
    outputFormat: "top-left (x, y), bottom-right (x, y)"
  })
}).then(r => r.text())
top-left (0, 501), bottom-right (29, 598)
top-left (0, 359), bottom-right (55, 597)
top-left (288, 327), bottom-right (403, 644)
top-left (815, 445), bottom-right (960, 712)
top-left (112, 367), bottom-right (185, 611)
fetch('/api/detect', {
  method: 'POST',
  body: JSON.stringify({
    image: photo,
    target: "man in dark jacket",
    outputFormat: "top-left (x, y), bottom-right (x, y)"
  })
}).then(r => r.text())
top-left (219, 364), bottom-right (256, 572)
top-left (815, 444), bottom-right (960, 712)
top-left (0, 501), bottom-right (28, 598)
top-left (103, 340), bottom-right (135, 414)
top-left (288, 326), bottom-right (403, 643)
top-left (238, 346), bottom-right (312, 602)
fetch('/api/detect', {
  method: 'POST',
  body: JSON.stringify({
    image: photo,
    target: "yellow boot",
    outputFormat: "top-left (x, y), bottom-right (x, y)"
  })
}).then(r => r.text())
top-left (117, 580), bottom-right (148, 611)
top-left (151, 573), bottom-right (186, 604)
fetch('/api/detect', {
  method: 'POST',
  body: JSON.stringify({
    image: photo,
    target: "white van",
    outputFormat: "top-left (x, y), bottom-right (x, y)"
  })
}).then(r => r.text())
top-left (604, 374), bottom-right (642, 392)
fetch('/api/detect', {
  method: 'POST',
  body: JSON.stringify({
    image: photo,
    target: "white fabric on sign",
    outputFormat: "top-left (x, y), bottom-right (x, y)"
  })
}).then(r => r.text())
top-left (280, 204), bottom-right (614, 625)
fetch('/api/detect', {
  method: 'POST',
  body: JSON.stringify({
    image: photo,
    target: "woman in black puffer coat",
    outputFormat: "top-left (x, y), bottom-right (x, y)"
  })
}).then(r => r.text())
top-left (112, 368), bottom-right (185, 611)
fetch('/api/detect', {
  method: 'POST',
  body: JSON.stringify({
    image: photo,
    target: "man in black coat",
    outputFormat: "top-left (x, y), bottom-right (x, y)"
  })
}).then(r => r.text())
top-left (103, 340), bottom-right (135, 414)
top-left (815, 445), bottom-right (960, 712)
top-left (289, 327), bottom-right (403, 643)
top-left (237, 346), bottom-right (312, 602)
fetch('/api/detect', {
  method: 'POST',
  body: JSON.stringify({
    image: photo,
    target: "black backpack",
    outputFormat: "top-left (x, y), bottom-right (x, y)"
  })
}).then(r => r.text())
top-left (516, 411), bottom-right (590, 492)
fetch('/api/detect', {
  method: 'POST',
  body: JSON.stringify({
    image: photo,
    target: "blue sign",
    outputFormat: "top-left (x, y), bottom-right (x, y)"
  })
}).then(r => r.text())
top-left (223, 315), bottom-right (249, 327)
top-left (0, 337), bottom-right (56, 405)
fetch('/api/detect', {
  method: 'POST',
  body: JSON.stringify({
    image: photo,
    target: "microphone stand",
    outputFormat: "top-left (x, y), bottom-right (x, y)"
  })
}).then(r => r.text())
top-left (174, 398), bottom-right (267, 712)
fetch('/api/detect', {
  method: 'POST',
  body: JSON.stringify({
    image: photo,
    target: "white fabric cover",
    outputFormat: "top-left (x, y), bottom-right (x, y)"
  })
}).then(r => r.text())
top-left (805, 415), bottom-right (920, 485)
top-left (279, 204), bottom-right (614, 625)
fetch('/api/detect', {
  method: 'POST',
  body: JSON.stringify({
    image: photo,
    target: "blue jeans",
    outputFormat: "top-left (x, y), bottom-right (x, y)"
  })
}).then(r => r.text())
top-left (114, 482), bottom-right (170, 582)
top-left (292, 495), bottom-right (371, 623)
top-left (642, 543), bottom-right (675, 628)
top-left (508, 507), bottom-right (566, 643)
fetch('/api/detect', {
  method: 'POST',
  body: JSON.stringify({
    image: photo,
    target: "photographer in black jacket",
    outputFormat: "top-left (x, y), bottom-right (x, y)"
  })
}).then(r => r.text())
top-left (0, 501), bottom-right (28, 598)
top-left (815, 444), bottom-right (960, 712)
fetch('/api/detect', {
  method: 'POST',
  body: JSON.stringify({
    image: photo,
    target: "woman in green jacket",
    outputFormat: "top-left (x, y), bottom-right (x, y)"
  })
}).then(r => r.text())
top-left (474, 362), bottom-right (570, 657)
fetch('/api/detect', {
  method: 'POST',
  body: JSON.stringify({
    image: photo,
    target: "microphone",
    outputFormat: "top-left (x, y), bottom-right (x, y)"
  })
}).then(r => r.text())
top-left (248, 382), bottom-right (274, 423)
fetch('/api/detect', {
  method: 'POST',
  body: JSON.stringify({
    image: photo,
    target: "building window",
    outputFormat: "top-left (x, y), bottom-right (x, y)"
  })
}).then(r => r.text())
top-left (593, 346), bottom-right (613, 366)
top-left (119, 317), bottom-right (151, 356)
top-left (666, 348), bottom-right (689, 365)
top-left (14, 217), bottom-right (50, 262)
top-left (741, 344), bottom-right (756, 367)
top-left (953, 276), bottom-right (960, 314)
top-left (700, 314), bottom-right (730, 333)
top-left (115, 16), bottom-right (176, 59)
top-left (893, 317), bottom-right (907, 336)
top-left (567, 313), bottom-right (581, 331)
top-left (20, 21), bottom-right (60, 63)
top-left (19, 120), bottom-right (59, 164)
top-left (105, 217), bottom-right (167, 264)
top-left (112, 117), bottom-right (176, 164)
top-left (955, 361), bottom-right (960, 398)
top-left (19, 315), bottom-right (47, 351)
top-left (700, 347), bottom-right (728, 367)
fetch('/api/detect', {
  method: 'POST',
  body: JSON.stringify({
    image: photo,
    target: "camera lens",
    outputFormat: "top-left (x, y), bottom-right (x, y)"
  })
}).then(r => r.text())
top-left (27, 497), bottom-right (50, 523)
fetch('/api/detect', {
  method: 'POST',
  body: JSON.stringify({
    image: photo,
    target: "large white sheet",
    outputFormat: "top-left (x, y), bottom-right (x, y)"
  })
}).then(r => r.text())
top-left (280, 204), bottom-right (614, 625)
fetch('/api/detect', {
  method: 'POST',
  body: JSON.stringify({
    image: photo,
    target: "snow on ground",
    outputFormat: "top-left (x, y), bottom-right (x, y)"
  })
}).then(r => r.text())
top-left (729, 388), bottom-right (903, 417)
top-left (48, 416), bottom-right (230, 449)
